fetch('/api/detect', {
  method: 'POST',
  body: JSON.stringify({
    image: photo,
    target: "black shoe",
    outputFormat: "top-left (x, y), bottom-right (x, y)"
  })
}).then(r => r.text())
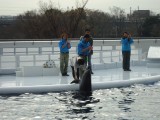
top-left (124, 69), bottom-right (131, 71)
top-left (62, 73), bottom-right (69, 76)
top-left (65, 74), bottom-right (69, 76)
top-left (62, 73), bottom-right (66, 76)
top-left (91, 71), bottom-right (94, 74)
top-left (70, 79), bottom-right (80, 84)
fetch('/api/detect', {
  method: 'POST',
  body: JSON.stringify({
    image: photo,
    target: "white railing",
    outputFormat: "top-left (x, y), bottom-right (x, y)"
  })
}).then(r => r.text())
top-left (0, 38), bottom-right (160, 69)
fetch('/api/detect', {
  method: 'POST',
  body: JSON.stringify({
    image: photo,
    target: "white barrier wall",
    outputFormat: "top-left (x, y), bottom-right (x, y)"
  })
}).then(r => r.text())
top-left (0, 38), bottom-right (160, 71)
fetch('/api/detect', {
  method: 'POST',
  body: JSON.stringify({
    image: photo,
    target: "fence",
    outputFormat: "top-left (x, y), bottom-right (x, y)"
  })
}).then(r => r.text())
top-left (0, 38), bottom-right (160, 69)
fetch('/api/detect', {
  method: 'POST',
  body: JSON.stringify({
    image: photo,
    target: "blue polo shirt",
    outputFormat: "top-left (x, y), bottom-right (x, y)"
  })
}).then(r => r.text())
top-left (77, 39), bottom-right (90, 56)
top-left (121, 37), bottom-right (134, 51)
top-left (58, 39), bottom-right (71, 53)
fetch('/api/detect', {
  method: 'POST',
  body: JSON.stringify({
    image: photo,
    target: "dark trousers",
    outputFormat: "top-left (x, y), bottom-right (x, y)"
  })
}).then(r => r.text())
top-left (71, 66), bottom-right (79, 80)
top-left (122, 51), bottom-right (131, 70)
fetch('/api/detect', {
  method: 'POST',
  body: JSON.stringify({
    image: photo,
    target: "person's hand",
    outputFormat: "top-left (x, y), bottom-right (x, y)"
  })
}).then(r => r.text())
top-left (88, 46), bottom-right (93, 50)
top-left (80, 36), bottom-right (83, 40)
top-left (67, 41), bottom-right (71, 48)
top-left (128, 34), bottom-right (131, 38)
top-left (67, 41), bottom-right (70, 44)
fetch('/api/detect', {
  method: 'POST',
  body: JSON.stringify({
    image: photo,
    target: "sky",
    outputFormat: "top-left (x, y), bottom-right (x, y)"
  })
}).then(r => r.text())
top-left (0, 0), bottom-right (160, 16)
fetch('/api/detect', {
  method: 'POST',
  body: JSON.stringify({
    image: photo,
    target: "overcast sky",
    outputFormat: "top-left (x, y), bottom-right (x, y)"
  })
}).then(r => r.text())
top-left (0, 0), bottom-right (160, 16)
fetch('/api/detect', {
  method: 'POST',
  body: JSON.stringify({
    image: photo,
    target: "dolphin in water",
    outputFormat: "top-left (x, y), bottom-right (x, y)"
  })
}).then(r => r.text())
top-left (79, 69), bottom-right (92, 96)
top-left (70, 63), bottom-right (92, 96)
top-left (71, 57), bottom-right (92, 96)
top-left (57, 68), bottom-right (98, 105)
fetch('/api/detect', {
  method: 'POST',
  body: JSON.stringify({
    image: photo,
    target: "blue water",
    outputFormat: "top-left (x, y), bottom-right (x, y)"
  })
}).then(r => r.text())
top-left (0, 83), bottom-right (160, 120)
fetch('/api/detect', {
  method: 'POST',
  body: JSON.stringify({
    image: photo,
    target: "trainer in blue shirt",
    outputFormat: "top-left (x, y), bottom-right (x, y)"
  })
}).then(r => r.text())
top-left (77, 34), bottom-right (92, 56)
top-left (58, 33), bottom-right (71, 76)
top-left (77, 34), bottom-right (92, 78)
top-left (121, 32), bottom-right (134, 71)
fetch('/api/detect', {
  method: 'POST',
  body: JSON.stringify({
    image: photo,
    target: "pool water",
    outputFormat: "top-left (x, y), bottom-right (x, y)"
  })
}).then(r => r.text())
top-left (0, 82), bottom-right (160, 120)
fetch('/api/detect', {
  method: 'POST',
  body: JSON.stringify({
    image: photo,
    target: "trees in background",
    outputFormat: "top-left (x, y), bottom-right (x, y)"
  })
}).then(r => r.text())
top-left (0, 1), bottom-right (160, 39)
top-left (142, 16), bottom-right (160, 37)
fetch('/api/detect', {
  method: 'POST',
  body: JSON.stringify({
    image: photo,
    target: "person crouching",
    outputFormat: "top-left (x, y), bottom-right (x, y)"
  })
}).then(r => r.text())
top-left (70, 56), bottom-right (86, 84)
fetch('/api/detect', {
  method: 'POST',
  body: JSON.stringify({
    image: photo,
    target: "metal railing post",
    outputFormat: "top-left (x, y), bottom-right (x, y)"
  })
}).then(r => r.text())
top-left (33, 55), bottom-right (36, 66)
top-left (138, 49), bottom-right (142, 61)
top-left (14, 48), bottom-right (16, 55)
top-left (100, 45), bottom-right (103, 63)
top-left (0, 48), bottom-right (2, 68)
top-left (52, 46), bottom-right (54, 54)
top-left (111, 51), bottom-right (113, 62)
top-left (0, 48), bottom-right (3, 55)
top-left (26, 48), bottom-right (28, 55)
top-left (0, 56), bottom-right (1, 68)
top-left (119, 51), bottom-right (121, 62)
top-left (100, 51), bottom-right (103, 63)
top-left (15, 55), bottom-right (20, 68)
top-left (39, 47), bottom-right (42, 54)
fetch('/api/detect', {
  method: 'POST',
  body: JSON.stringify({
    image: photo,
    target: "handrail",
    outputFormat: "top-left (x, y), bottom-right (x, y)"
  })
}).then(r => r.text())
top-left (1, 38), bottom-right (160, 70)
top-left (0, 37), bottom-right (160, 42)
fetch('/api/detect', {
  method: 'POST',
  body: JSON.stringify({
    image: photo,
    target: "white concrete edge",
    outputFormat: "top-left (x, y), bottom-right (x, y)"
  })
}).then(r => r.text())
top-left (0, 75), bottom-right (160, 95)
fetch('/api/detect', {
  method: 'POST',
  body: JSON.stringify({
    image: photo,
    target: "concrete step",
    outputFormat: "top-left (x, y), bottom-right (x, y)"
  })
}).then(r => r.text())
top-left (147, 63), bottom-right (160, 68)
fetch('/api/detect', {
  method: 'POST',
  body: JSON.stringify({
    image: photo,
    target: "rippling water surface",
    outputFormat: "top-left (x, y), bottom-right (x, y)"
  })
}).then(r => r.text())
top-left (0, 83), bottom-right (160, 120)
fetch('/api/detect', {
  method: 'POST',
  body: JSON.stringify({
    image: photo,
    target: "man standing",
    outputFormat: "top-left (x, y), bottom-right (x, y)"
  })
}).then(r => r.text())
top-left (58, 33), bottom-right (71, 76)
top-left (80, 29), bottom-right (94, 74)
top-left (121, 32), bottom-right (134, 71)
top-left (78, 34), bottom-right (92, 79)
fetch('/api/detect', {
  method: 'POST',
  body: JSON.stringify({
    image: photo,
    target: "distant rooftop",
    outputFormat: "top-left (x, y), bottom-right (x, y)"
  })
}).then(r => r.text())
top-left (127, 10), bottom-right (150, 20)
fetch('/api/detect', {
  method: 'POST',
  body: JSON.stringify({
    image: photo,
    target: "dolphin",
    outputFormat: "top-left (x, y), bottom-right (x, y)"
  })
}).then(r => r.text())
top-left (79, 69), bottom-right (92, 96)
top-left (70, 65), bottom-right (92, 96)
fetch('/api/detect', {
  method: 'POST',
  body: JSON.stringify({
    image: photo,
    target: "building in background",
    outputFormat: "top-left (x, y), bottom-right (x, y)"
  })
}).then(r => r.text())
top-left (127, 10), bottom-right (150, 21)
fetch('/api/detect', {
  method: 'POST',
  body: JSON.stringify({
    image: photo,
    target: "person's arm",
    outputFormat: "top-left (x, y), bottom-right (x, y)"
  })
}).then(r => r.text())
top-left (58, 41), bottom-right (64, 51)
top-left (61, 42), bottom-right (68, 48)
top-left (59, 40), bottom-right (67, 49)
top-left (82, 42), bottom-right (92, 52)
top-left (82, 46), bottom-right (92, 52)
top-left (129, 38), bottom-right (134, 44)
top-left (128, 34), bottom-right (134, 44)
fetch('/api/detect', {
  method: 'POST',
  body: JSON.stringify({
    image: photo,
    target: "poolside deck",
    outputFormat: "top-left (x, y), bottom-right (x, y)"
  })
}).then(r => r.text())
top-left (0, 66), bottom-right (160, 88)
